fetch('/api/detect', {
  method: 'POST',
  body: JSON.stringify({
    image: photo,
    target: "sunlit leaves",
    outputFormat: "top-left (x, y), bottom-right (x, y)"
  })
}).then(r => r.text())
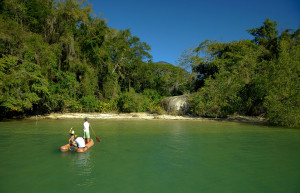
top-left (187, 19), bottom-right (299, 127)
top-left (0, 55), bottom-right (49, 114)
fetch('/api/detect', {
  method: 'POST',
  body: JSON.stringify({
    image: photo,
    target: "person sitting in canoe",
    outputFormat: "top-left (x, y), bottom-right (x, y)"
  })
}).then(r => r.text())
top-left (68, 128), bottom-right (76, 147)
top-left (75, 135), bottom-right (86, 148)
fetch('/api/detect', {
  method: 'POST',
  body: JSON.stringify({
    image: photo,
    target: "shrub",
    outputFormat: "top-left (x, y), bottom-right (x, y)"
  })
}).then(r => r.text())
top-left (116, 88), bottom-right (161, 113)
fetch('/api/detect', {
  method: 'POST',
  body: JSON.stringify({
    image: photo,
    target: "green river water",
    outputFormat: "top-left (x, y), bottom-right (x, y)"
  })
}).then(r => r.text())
top-left (0, 119), bottom-right (299, 193)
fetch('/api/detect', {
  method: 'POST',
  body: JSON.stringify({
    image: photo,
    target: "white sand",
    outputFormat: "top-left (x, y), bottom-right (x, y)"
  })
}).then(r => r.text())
top-left (36, 112), bottom-right (201, 120)
top-left (30, 112), bottom-right (266, 123)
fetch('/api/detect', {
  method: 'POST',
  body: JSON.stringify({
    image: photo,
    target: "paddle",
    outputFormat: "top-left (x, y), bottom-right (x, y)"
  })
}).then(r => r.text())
top-left (90, 125), bottom-right (100, 142)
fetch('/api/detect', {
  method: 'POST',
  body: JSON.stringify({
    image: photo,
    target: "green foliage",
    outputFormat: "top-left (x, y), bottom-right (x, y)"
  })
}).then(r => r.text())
top-left (0, 0), bottom-right (191, 118)
top-left (116, 88), bottom-right (163, 113)
top-left (189, 39), bottom-right (267, 117)
top-left (184, 19), bottom-right (300, 127)
top-left (117, 88), bottom-right (148, 112)
top-left (79, 95), bottom-right (99, 112)
top-left (0, 55), bottom-right (49, 116)
top-left (149, 62), bottom-right (192, 96)
top-left (247, 18), bottom-right (278, 45)
top-left (142, 89), bottom-right (164, 113)
top-left (190, 73), bottom-right (241, 118)
top-left (143, 89), bottom-right (162, 104)
top-left (262, 36), bottom-right (300, 127)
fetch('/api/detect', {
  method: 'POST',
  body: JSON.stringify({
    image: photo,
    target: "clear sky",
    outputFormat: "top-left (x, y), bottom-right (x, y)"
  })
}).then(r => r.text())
top-left (88, 0), bottom-right (300, 65)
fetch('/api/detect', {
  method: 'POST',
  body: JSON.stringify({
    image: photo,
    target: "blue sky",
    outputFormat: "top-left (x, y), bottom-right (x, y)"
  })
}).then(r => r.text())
top-left (88, 0), bottom-right (300, 65)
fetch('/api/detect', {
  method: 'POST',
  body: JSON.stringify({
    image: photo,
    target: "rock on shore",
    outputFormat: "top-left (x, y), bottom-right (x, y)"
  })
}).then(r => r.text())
top-left (160, 94), bottom-right (191, 115)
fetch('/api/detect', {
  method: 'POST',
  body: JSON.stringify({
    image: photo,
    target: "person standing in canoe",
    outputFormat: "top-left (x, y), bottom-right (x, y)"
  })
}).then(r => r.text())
top-left (83, 117), bottom-right (91, 143)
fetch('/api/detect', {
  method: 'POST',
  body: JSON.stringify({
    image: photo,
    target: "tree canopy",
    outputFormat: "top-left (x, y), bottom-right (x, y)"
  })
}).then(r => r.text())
top-left (180, 19), bottom-right (299, 127)
top-left (0, 0), bottom-right (192, 117)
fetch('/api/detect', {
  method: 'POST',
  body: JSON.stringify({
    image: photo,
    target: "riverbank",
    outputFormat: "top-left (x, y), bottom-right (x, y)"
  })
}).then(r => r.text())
top-left (29, 112), bottom-right (267, 124)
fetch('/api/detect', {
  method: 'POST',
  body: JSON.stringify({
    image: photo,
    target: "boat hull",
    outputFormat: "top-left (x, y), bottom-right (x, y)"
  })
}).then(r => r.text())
top-left (60, 139), bottom-right (94, 153)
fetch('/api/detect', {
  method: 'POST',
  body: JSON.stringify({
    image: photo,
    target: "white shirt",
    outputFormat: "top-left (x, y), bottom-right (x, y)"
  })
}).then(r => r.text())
top-left (83, 122), bottom-right (90, 132)
top-left (75, 137), bottom-right (86, 148)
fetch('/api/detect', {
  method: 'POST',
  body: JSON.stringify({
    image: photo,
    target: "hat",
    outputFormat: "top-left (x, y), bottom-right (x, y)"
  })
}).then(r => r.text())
top-left (71, 130), bottom-right (74, 135)
top-left (84, 117), bottom-right (88, 121)
top-left (74, 135), bottom-right (78, 138)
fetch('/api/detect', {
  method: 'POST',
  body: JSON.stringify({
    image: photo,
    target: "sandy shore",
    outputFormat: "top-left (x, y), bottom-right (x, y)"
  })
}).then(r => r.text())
top-left (34, 112), bottom-right (201, 120)
top-left (30, 112), bottom-right (266, 123)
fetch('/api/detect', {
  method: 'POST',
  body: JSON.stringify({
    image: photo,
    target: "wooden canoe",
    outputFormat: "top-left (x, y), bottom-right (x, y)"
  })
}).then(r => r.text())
top-left (60, 139), bottom-right (94, 153)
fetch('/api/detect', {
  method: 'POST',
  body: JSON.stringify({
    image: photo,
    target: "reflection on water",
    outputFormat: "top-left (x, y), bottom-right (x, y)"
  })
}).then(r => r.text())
top-left (74, 152), bottom-right (94, 187)
top-left (62, 152), bottom-right (93, 173)
top-left (74, 152), bottom-right (92, 173)
top-left (61, 151), bottom-right (95, 187)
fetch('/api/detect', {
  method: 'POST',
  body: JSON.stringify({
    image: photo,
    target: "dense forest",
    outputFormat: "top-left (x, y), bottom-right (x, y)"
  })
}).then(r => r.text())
top-left (0, 0), bottom-right (299, 127)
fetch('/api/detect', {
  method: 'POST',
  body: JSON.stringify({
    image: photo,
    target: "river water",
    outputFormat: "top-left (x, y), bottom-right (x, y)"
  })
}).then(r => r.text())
top-left (0, 119), bottom-right (299, 193)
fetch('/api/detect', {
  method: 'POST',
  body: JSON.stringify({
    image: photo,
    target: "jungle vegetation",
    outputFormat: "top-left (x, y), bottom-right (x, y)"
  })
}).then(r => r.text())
top-left (180, 19), bottom-right (300, 127)
top-left (0, 0), bottom-right (299, 127)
